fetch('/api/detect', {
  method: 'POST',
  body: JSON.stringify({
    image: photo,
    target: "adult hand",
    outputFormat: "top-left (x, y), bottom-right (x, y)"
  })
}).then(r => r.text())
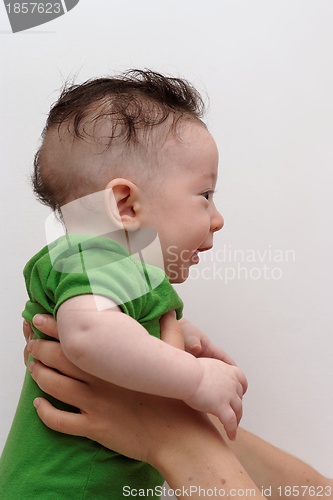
top-left (23, 315), bottom-right (263, 498)
top-left (23, 319), bottom-right (34, 364)
top-left (24, 314), bottom-right (211, 464)
top-left (159, 310), bottom-right (185, 350)
top-left (179, 317), bottom-right (239, 366)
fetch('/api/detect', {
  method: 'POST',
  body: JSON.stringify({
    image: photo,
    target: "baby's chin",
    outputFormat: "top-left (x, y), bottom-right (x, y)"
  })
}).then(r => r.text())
top-left (169, 277), bottom-right (187, 284)
top-left (165, 267), bottom-right (190, 284)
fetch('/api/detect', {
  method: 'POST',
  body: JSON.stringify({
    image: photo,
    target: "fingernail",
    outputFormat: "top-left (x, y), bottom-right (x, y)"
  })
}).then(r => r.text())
top-left (28, 360), bottom-right (36, 373)
top-left (33, 398), bottom-right (41, 409)
top-left (25, 334), bottom-right (33, 344)
top-left (26, 340), bottom-right (34, 353)
top-left (33, 314), bottom-right (46, 327)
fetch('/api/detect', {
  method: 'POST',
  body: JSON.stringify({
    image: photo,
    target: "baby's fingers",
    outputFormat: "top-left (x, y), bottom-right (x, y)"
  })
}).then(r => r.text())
top-left (235, 367), bottom-right (248, 395)
top-left (218, 406), bottom-right (238, 441)
top-left (231, 394), bottom-right (243, 425)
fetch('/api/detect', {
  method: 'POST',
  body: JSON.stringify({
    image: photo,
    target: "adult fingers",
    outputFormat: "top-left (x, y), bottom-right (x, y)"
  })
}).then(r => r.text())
top-left (160, 311), bottom-right (185, 350)
top-left (23, 320), bottom-right (34, 343)
top-left (29, 360), bottom-right (91, 409)
top-left (33, 314), bottom-right (59, 340)
top-left (27, 339), bottom-right (89, 381)
top-left (23, 320), bottom-right (34, 366)
top-left (183, 331), bottom-right (202, 356)
top-left (33, 398), bottom-right (88, 437)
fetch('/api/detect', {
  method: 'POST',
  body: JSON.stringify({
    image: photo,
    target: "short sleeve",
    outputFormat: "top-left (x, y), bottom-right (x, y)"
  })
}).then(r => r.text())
top-left (47, 236), bottom-right (156, 320)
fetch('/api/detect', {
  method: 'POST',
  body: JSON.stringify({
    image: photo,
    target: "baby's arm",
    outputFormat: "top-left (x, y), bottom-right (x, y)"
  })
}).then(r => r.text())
top-left (58, 295), bottom-right (205, 399)
top-left (57, 295), bottom-right (247, 440)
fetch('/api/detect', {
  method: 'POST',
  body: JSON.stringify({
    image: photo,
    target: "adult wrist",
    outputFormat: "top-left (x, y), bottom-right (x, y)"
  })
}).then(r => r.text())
top-left (150, 409), bottom-right (224, 492)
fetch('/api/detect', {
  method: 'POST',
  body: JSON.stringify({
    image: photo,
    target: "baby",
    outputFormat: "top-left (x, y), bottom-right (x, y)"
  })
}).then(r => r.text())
top-left (0, 70), bottom-right (247, 499)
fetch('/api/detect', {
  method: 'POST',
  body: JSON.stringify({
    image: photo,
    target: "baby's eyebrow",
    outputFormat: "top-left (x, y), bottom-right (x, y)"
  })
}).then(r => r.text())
top-left (197, 171), bottom-right (217, 184)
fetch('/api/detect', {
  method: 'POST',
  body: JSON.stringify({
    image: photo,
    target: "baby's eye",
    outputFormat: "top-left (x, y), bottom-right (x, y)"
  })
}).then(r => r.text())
top-left (202, 191), bottom-right (213, 201)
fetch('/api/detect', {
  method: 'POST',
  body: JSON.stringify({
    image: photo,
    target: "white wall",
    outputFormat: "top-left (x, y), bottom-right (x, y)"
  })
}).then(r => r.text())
top-left (1, 0), bottom-right (332, 483)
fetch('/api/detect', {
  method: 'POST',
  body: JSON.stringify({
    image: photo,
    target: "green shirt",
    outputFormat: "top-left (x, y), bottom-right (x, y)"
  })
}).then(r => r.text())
top-left (0, 235), bottom-right (183, 499)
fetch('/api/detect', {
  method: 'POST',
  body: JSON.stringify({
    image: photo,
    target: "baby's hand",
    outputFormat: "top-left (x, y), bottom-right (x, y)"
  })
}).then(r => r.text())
top-left (180, 318), bottom-right (237, 366)
top-left (184, 358), bottom-right (247, 441)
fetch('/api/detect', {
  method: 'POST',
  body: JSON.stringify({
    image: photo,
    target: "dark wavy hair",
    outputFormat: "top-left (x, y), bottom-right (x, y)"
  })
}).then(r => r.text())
top-left (32, 69), bottom-right (206, 215)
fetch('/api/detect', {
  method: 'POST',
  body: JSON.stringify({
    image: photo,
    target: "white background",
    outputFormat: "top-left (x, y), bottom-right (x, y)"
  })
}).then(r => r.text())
top-left (0, 0), bottom-right (332, 488)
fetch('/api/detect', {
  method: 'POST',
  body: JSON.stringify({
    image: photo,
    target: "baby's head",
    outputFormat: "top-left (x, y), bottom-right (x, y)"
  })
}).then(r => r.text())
top-left (33, 69), bottom-right (205, 216)
top-left (34, 69), bottom-right (223, 282)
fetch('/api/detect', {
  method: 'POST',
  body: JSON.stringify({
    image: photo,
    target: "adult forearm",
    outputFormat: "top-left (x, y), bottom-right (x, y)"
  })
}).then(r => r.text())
top-left (232, 428), bottom-right (332, 500)
top-left (25, 333), bottom-right (264, 500)
top-left (153, 409), bottom-right (265, 499)
top-left (209, 418), bottom-right (332, 500)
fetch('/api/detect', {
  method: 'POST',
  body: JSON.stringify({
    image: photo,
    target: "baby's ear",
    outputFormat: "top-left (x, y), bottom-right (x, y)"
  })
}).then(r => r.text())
top-left (104, 179), bottom-right (140, 231)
